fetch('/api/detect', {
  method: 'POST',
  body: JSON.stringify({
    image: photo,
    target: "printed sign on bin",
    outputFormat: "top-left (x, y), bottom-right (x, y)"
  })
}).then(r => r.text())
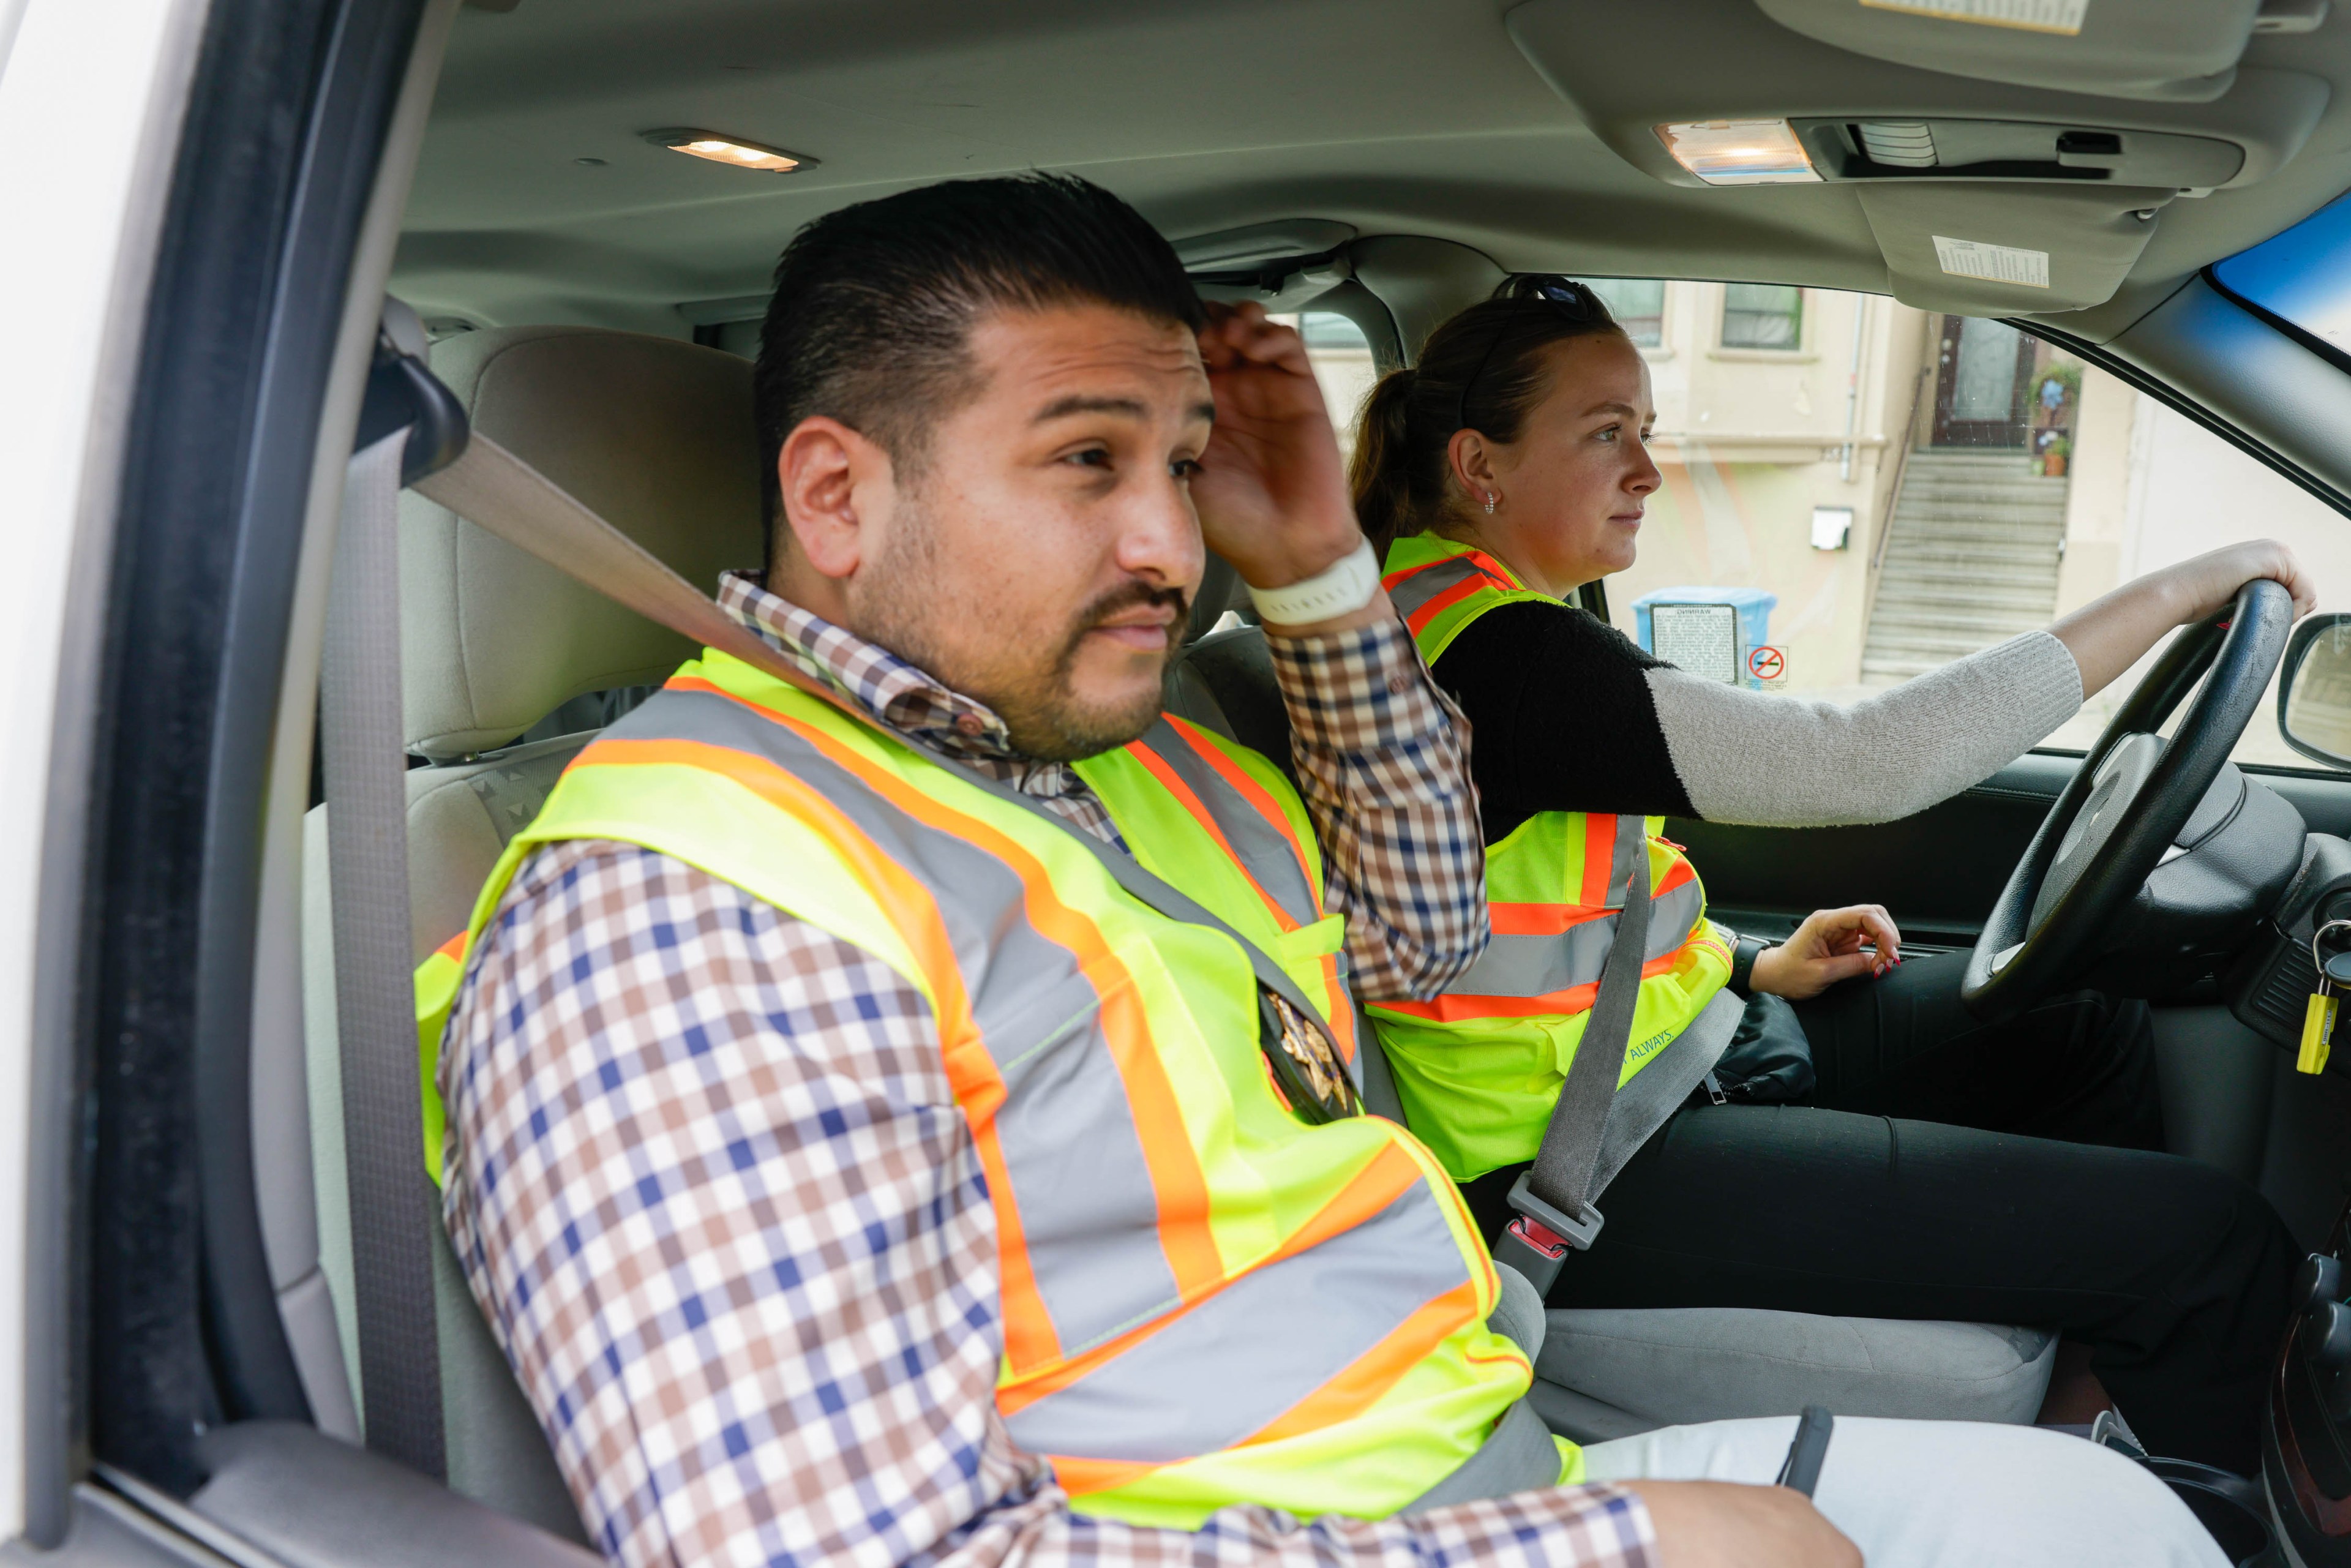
top-left (1748, 645), bottom-right (1786, 683)
top-left (1632, 587), bottom-right (1779, 689)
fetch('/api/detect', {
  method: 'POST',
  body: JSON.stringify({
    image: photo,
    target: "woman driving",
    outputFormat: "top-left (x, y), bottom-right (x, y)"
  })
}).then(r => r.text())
top-left (1354, 274), bottom-right (2308, 1473)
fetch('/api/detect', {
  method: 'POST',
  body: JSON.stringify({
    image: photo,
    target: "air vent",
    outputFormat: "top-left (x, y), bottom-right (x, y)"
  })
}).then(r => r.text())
top-left (1856, 122), bottom-right (1937, 168)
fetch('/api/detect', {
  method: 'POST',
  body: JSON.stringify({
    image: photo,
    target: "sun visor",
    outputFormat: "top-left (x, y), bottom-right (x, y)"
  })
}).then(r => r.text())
top-left (1752, 0), bottom-right (2266, 104)
top-left (1175, 220), bottom-right (1357, 272)
top-left (1507, 0), bottom-right (2325, 194)
top-left (1856, 183), bottom-right (2165, 312)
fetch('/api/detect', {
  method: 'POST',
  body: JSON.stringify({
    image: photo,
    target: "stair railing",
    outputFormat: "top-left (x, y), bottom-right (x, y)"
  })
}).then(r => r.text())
top-left (1861, 366), bottom-right (1935, 636)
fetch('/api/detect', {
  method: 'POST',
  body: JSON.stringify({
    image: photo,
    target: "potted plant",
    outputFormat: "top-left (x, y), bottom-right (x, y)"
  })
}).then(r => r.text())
top-left (2040, 433), bottom-right (2072, 478)
top-left (2039, 361), bottom-right (2083, 409)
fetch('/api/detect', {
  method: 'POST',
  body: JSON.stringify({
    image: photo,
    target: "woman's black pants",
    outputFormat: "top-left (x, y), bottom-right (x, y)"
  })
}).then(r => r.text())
top-left (1460, 950), bottom-right (2298, 1473)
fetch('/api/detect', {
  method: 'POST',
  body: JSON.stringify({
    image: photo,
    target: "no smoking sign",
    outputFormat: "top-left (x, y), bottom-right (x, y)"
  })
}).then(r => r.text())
top-left (1747, 645), bottom-right (1787, 683)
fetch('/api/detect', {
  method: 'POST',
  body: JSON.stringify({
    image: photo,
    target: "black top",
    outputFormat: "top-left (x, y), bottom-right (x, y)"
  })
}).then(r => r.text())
top-left (1428, 599), bottom-right (1697, 845)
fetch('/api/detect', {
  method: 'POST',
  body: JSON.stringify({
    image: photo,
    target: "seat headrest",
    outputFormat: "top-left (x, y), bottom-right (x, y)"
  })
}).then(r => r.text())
top-left (401, 326), bottom-right (762, 759)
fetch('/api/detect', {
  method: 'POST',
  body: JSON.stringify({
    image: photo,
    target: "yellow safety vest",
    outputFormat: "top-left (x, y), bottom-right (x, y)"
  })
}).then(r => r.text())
top-left (415, 648), bottom-right (1570, 1528)
top-left (1373, 535), bottom-right (1734, 1182)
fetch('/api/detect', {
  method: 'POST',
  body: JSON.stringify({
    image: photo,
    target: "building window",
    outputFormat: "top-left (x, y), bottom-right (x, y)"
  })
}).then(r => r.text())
top-left (1721, 282), bottom-right (1803, 349)
top-left (1583, 277), bottom-right (1664, 347)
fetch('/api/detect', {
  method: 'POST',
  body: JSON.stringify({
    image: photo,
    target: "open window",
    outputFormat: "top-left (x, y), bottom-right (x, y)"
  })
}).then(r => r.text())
top-left (1565, 274), bottom-right (2350, 775)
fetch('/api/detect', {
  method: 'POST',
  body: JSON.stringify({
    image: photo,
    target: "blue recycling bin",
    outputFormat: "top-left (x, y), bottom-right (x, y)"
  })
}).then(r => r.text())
top-left (1631, 586), bottom-right (1779, 688)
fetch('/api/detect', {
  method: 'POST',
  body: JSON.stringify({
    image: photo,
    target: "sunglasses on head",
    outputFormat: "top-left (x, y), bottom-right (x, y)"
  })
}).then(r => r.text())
top-left (1453, 275), bottom-right (1607, 435)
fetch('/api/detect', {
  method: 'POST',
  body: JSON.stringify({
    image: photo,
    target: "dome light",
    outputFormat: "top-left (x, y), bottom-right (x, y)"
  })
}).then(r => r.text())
top-left (641, 129), bottom-right (814, 173)
top-left (1657, 120), bottom-right (1820, 186)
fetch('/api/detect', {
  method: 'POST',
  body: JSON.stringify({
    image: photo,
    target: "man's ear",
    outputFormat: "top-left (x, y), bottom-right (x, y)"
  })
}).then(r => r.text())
top-left (776, 415), bottom-right (894, 581)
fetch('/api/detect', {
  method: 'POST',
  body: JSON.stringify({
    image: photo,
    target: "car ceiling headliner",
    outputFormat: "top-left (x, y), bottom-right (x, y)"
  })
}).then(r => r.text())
top-left (395, 0), bottom-right (2351, 344)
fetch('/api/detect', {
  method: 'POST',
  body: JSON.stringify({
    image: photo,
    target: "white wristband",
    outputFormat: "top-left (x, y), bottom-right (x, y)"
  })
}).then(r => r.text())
top-left (1243, 538), bottom-right (1382, 625)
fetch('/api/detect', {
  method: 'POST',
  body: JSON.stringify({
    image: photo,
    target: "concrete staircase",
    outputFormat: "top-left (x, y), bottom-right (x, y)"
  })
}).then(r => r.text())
top-left (1860, 448), bottom-right (2068, 685)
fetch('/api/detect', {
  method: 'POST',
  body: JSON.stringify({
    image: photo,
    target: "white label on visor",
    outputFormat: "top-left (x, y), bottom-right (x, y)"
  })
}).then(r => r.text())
top-left (1859, 0), bottom-right (2088, 34)
top-left (1933, 235), bottom-right (2052, 288)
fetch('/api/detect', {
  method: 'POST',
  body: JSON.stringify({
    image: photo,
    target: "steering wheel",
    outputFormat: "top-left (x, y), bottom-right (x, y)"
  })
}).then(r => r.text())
top-left (1961, 578), bottom-right (2297, 1025)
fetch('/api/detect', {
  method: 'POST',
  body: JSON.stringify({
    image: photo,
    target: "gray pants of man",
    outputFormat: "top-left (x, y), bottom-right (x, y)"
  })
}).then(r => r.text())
top-left (1581, 1416), bottom-right (2227, 1567)
top-left (1485, 1268), bottom-right (2225, 1566)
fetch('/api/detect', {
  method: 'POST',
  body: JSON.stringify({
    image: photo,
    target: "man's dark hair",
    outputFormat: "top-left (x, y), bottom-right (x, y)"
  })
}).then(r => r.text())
top-left (754, 172), bottom-right (1206, 543)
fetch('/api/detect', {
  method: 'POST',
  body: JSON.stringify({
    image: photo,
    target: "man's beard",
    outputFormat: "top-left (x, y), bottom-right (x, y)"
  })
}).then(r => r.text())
top-left (852, 501), bottom-right (1189, 763)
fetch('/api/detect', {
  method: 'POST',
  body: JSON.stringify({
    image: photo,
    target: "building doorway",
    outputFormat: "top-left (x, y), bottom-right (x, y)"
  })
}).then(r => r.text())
top-left (1931, 315), bottom-right (2035, 448)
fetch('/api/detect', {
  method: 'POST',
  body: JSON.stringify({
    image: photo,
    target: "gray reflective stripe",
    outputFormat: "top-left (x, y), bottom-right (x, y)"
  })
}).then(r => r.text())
top-left (1004, 1177), bottom-right (1469, 1463)
top-left (1133, 719), bottom-right (1319, 928)
top-left (609, 687), bottom-right (1184, 1351)
top-left (1448, 879), bottom-right (1705, 1000)
top-left (1383, 554), bottom-right (1483, 621)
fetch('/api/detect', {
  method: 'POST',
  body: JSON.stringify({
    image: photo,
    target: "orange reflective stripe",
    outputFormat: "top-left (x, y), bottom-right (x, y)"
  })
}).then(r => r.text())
top-left (1578, 813), bottom-right (1616, 908)
top-left (1488, 901), bottom-right (1612, 937)
top-left (1160, 715), bottom-right (1318, 903)
top-left (1318, 949), bottom-right (1359, 1067)
top-left (1398, 572), bottom-right (1488, 640)
top-left (663, 677), bottom-right (1225, 1313)
top-left (1143, 719), bottom-right (1359, 1066)
top-left (1239, 1278), bottom-right (1486, 1450)
top-left (1497, 847), bottom-right (1695, 936)
top-left (1380, 558), bottom-right (1434, 593)
top-left (1126, 738), bottom-right (1296, 935)
top-left (1022, 1143), bottom-right (1455, 1498)
top-left (1045, 1454), bottom-right (1159, 1499)
top-left (1052, 1283), bottom-right (1493, 1499)
top-left (1381, 545), bottom-right (1517, 595)
top-left (997, 1140), bottom-right (1425, 1421)
top-left (1374, 949), bottom-right (1691, 1022)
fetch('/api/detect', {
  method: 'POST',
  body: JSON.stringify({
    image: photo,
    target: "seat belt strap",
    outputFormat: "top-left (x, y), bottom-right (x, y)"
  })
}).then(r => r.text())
top-left (1493, 812), bottom-right (1654, 1294)
top-left (321, 427), bottom-right (448, 1479)
top-left (413, 433), bottom-right (1358, 1119)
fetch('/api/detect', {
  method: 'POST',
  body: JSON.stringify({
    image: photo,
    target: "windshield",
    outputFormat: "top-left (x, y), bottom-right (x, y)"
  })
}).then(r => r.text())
top-left (2211, 193), bottom-right (2351, 356)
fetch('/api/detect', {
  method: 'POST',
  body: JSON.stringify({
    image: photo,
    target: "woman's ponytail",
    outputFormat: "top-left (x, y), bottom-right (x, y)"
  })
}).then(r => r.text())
top-left (1350, 367), bottom-right (1420, 560)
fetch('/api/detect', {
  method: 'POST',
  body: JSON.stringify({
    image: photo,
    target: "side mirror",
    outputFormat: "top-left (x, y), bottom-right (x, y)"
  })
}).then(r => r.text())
top-left (2279, 613), bottom-right (2351, 770)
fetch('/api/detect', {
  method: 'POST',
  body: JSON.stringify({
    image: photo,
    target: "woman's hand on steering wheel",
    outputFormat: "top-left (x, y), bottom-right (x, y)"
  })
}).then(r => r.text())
top-left (2166, 540), bottom-right (2317, 624)
top-left (1750, 904), bottom-right (1902, 1002)
top-left (2056, 540), bottom-right (2315, 699)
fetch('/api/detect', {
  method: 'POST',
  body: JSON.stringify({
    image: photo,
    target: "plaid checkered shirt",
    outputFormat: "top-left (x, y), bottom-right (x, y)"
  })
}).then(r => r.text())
top-left (438, 572), bottom-right (1655, 1568)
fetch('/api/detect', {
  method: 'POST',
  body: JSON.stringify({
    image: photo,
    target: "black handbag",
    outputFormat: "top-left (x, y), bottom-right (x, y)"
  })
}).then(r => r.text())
top-left (1697, 990), bottom-right (1816, 1105)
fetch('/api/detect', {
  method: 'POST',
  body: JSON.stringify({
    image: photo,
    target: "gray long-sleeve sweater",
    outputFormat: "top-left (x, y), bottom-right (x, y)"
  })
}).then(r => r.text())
top-left (1427, 599), bottom-right (2083, 842)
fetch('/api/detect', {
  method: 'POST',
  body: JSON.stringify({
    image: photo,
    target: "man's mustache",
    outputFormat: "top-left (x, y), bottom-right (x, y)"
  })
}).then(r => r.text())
top-left (1074, 580), bottom-right (1191, 640)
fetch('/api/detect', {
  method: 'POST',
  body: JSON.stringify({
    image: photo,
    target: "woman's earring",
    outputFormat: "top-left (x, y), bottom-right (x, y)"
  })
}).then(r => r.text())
top-left (1484, 492), bottom-right (1498, 514)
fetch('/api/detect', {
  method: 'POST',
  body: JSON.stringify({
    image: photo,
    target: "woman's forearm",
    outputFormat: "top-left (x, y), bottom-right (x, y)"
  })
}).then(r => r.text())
top-left (1651, 632), bottom-right (2082, 827)
top-left (2052, 539), bottom-right (2314, 698)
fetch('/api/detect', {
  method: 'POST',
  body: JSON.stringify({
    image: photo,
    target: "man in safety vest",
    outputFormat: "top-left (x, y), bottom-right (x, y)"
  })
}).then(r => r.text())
top-left (431, 174), bottom-right (2230, 1568)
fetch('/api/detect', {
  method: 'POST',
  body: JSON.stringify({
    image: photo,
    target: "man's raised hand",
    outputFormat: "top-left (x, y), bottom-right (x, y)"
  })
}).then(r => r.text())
top-left (1190, 301), bottom-right (1364, 591)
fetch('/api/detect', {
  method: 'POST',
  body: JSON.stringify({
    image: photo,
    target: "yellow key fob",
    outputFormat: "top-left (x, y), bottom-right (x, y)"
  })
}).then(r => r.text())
top-left (2300, 992), bottom-right (2337, 1076)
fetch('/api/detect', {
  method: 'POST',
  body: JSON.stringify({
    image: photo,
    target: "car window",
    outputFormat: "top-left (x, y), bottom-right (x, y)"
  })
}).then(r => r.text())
top-left (1273, 309), bottom-right (1377, 463)
top-left (1581, 278), bottom-right (2349, 771)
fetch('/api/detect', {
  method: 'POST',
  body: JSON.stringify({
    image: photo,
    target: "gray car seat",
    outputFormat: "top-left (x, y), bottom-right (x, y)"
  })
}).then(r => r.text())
top-left (299, 325), bottom-right (763, 1542)
top-left (1160, 627), bottom-right (2058, 1440)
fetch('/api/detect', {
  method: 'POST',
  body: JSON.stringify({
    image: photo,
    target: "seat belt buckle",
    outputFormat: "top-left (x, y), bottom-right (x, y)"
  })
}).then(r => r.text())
top-left (1494, 1172), bottom-right (1603, 1294)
